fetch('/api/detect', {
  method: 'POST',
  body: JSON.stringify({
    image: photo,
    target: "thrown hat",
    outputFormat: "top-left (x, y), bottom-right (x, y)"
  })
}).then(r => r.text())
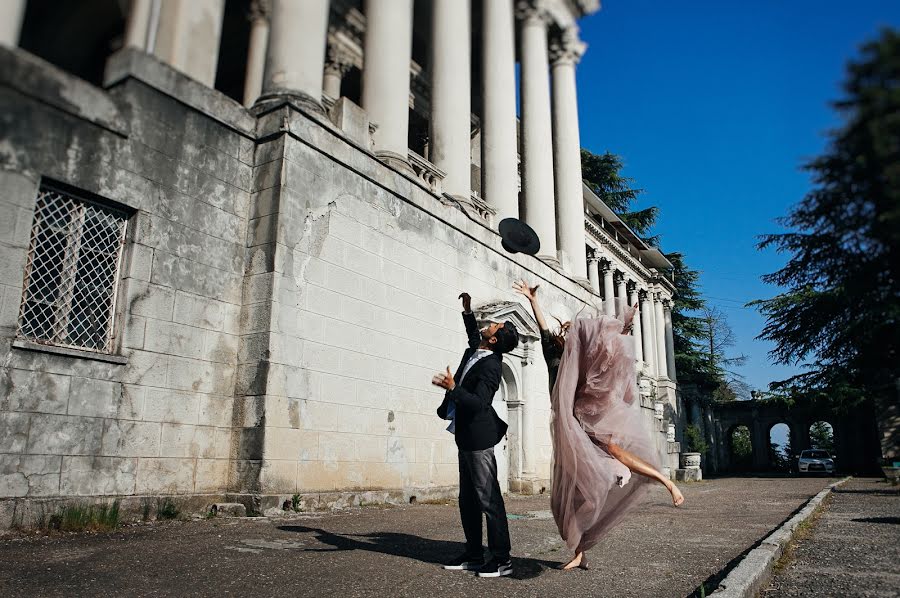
top-left (498, 218), bottom-right (540, 256)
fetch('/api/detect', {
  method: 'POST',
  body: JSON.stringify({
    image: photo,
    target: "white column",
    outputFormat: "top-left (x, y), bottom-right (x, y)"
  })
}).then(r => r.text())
top-left (481, 0), bottom-right (519, 220)
top-left (550, 28), bottom-right (587, 277)
top-left (0, 0), bottom-right (26, 47)
top-left (323, 45), bottom-right (352, 100)
top-left (616, 271), bottom-right (628, 318)
top-left (521, 353), bottom-right (536, 478)
top-left (640, 290), bottom-right (656, 376)
top-left (153, 0), bottom-right (227, 87)
top-left (361, 0), bottom-right (413, 167)
top-left (664, 300), bottom-right (678, 381)
top-left (602, 261), bottom-right (615, 317)
top-left (124, 0), bottom-right (153, 50)
top-left (430, 0), bottom-right (471, 200)
top-left (587, 255), bottom-right (600, 294)
top-left (654, 293), bottom-right (668, 380)
top-left (263, 0), bottom-right (329, 106)
top-left (242, 0), bottom-right (270, 107)
top-left (629, 285), bottom-right (644, 365)
top-left (517, 2), bottom-right (557, 262)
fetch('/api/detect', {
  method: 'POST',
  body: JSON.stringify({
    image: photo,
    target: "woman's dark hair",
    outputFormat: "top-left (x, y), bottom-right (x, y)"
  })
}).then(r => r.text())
top-left (545, 317), bottom-right (571, 359)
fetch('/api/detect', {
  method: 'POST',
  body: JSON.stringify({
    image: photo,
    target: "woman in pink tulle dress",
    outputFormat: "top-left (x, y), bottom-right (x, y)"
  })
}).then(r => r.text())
top-left (514, 281), bottom-right (684, 571)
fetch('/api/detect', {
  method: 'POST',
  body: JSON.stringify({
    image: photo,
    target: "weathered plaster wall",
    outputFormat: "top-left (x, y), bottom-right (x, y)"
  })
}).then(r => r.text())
top-left (0, 48), bottom-right (250, 525)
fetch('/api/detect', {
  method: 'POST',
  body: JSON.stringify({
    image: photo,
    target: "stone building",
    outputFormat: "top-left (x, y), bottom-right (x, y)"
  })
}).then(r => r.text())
top-left (0, 0), bottom-right (682, 525)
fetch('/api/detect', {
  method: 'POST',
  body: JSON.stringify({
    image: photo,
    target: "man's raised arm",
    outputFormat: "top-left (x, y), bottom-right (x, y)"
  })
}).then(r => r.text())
top-left (459, 292), bottom-right (480, 349)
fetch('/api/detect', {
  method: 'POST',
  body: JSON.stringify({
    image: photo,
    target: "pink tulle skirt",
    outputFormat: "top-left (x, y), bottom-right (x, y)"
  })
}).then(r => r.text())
top-left (550, 315), bottom-right (661, 553)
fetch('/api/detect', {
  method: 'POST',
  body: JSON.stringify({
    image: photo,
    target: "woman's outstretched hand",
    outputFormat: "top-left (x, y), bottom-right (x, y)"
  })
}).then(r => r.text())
top-left (513, 280), bottom-right (539, 301)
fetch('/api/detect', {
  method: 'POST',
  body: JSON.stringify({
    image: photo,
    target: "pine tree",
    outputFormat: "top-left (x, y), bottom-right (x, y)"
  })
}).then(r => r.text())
top-left (581, 149), bottom-right (660, 240)
top-left (752, 29), bottom-right (900, 413)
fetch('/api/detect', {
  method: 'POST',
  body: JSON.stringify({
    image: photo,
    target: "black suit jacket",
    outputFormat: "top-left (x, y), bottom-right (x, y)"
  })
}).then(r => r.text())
top-left (437, 312), bottom-right (508, 451)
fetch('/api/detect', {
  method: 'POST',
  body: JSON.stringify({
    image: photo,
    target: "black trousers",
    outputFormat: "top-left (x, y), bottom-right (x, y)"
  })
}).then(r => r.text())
top-left (458, 447), bottom-right (511, 560)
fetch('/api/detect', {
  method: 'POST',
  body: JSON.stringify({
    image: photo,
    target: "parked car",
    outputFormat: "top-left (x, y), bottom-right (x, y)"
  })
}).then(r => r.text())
top-left (797, 449), bottom-right (835, 475)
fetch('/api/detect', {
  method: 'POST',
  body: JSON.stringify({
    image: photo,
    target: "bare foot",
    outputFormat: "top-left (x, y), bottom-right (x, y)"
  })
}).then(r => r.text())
top-left (667, 481), bottom-right (685, 506)
top-left (560, 551), bottom-right (588, 571)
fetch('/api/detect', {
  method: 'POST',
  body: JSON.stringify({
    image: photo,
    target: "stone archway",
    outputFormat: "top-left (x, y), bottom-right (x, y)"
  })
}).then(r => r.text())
top-left (708, 399), bottom-right (881, 475)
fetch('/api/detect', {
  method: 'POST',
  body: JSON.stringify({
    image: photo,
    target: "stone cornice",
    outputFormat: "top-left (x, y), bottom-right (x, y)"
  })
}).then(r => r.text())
top-left (584, 214), bottom-right (653, 283)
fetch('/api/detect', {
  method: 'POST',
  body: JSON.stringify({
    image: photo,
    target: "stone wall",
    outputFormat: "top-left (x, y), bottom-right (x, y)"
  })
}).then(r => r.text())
top-left (0, 47), bottom-right (251, 526)
top-left (0, 47), bottom-right (672, 526)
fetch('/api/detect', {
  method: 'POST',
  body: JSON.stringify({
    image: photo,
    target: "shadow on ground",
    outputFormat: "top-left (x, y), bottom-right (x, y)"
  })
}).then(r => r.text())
top-left (279, 525), bottom-right (558, 580)
top-left (851, 516), bottom-right (900, 525)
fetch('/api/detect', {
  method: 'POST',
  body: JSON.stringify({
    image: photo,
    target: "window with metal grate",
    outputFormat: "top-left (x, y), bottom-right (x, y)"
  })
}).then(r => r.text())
top-left (17, 185), bottom-right (128, 354)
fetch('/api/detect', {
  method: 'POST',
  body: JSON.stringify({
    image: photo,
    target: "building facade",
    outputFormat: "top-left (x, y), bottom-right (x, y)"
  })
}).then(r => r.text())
top-left (0, 0), bottom-right (682, 526)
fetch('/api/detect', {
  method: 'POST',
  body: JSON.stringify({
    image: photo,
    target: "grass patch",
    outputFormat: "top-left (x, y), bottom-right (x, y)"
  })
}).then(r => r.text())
top-left (773, 494), bottom-right (831, 574)
top-left (48, 501), bottom-right (121, 532)
top-left (156, 498), bottom-right (180, 520)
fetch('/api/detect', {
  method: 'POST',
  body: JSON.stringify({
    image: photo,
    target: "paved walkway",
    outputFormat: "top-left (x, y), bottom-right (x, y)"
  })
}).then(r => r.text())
top-left (765, 477), bottom-right (900, 597)
top-left (0, 478), bottom-right (835, 598)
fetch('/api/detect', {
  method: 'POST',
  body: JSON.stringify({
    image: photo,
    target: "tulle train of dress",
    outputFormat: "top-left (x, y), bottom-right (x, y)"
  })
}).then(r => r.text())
top-left (550, 312), bottom-right (662, 553)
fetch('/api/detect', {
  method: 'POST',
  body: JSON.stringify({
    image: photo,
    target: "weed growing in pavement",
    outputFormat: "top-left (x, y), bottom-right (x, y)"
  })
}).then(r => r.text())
top-left (48, 501), bottom-right (121, 532)
top-left (157, 498), bottom-right (180, 520)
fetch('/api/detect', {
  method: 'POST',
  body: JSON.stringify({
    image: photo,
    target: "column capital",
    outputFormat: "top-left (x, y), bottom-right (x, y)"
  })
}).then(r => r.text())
top-left (325, 43), bottom-right (355, 77)
top-left (515, 0), bottom-right (552, 26)
top-left (662, 298), bottom-right (674, 310)
top-left (614, 270), bottom-right (627, 285)
top-left (627, 280), bottom-right (639, 294)
top-left (639, 289), bottom-right (651, 302)
top-left (598, 257), bottom-right (613, 272)
top-left (549, 26), bottom-right (586, 66)
top-left (248, 0), bottom-right (271, 22)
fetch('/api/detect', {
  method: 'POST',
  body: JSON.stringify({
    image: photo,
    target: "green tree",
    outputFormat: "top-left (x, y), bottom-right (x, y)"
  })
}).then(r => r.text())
top-left (751, 30), bottom-right (900, 413)
top-left (809, 421), bottom-right (835, 451)
top-left (731, 426), bottom-right (753, 462)
top-left (581, 151), bottom-right (745, 404)
top-left (665, 253), bottom-right (721, 404)
top-left (581, 149), bottom-right (660, 240)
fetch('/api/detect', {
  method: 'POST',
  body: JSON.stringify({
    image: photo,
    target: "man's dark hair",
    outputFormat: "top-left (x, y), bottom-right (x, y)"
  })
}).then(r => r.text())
top-left (492, 322), bottom-right (519, 354)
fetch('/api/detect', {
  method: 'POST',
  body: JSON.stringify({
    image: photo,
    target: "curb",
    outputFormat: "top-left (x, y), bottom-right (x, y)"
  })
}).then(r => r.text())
top-left (709, 476), bottom-right (851, 597)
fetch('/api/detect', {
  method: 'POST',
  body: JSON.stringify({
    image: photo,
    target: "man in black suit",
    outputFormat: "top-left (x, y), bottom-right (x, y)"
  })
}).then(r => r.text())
top-left (432, 292), bottom-right (518, 578)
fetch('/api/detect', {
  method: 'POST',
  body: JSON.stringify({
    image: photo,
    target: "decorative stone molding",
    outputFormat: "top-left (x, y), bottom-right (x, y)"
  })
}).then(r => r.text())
top-left (614, 270), bottom-right (626, 285)
top-left (324, 44), bottom-right (355, 78)
top-left (584, 215), bottom-right (653, 280)
top-left (514, 0), bottom-right (552, 25)
top-left (475, 300), bottom-right (542, 341)
top-left (549, 27), bottom-right (586, 66)
top-left (248, 0), bottom-right (271, 22)
top-left (408, 150), bottom-right (446, 195)
top-left (569, 0), bottom-right (602, 17)
top-left (597, 257), bottom-right (612, 272)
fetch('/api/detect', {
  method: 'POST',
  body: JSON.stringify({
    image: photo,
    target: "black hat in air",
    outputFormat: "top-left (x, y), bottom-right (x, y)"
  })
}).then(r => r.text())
top-left (498, 218), bottom-right (540, 256)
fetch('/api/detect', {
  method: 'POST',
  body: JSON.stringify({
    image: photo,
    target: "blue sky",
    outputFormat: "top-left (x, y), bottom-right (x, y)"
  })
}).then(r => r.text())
top-left (575, 0), bottom-right (899, 393)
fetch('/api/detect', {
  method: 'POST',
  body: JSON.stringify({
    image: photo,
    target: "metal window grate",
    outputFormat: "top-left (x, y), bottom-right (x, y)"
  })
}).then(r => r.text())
top-left (17, 187), bottom-right (128, 354)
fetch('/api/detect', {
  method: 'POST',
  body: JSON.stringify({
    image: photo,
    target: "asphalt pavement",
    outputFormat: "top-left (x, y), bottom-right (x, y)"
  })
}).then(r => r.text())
top-left (0, 477), bottom-right (837, 598)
